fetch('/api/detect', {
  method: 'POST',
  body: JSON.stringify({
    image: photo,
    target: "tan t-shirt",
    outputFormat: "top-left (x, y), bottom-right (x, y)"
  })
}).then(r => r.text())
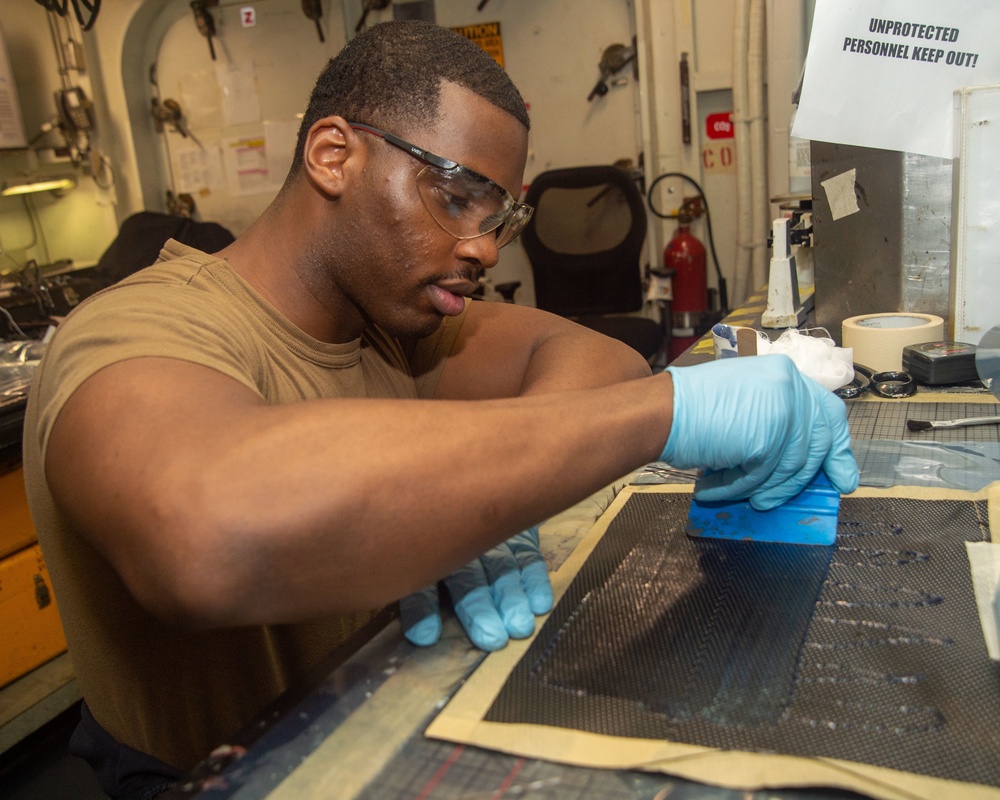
top-left (22, 240), bottom-right (465, 770)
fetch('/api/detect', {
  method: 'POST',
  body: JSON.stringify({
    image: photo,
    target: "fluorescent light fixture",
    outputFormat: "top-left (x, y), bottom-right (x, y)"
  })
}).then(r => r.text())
top-left (1, 175), bottom-right (77, 197)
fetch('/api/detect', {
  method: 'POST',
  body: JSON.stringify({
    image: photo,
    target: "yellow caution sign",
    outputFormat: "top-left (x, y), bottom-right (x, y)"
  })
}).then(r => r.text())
top-left (451, 21), bottom-right (505, 68)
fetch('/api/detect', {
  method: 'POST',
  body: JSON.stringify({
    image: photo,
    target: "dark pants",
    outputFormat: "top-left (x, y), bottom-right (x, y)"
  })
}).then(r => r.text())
top-left (70, 703), bottom-right (185, 800)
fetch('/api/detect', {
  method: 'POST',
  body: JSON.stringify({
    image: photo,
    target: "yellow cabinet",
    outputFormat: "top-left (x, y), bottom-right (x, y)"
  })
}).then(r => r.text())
top-left (1, 467), bottom-right (37, 560)
top-left (0, 543), bottom-right (68, 688)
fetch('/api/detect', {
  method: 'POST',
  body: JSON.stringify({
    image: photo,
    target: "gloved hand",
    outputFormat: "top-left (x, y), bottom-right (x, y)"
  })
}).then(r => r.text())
top-left (662, 354), bottom-right (858, 510)
top-left (400, 527), bottom-right (553, 652)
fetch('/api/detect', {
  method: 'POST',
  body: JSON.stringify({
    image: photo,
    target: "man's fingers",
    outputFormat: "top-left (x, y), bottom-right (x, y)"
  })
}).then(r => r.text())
top-left (520, 560), bottom-right (553, 614)
top-left (452, 584), bottom-right (510, 651)
top-left (820, 389), bottom-right (860, 494)
top-left (480, 544), bottom-right (535, 638)
top-left (506, 527), bottom-right (553, 614)
top-left (399, 584), bottom-right (442, 647)
top-left (445, 558), bottom-right (510, 651)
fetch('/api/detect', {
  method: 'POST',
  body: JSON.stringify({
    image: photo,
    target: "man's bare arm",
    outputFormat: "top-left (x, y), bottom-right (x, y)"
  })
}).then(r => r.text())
top-left (45, 357), bottom-right (672, 630)
top-left (428, 301), bottom-right (653, 400)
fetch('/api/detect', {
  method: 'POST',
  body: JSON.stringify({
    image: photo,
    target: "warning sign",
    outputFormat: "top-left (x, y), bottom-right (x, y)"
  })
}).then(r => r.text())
top-left (705, 112), bottom-right (734, 140)
top-left (451, 21), bottom-right (505, 68)
top-left (701, 143), bottom-right (735, 176)
top-left (794, 0), bottom-right (1000, 157)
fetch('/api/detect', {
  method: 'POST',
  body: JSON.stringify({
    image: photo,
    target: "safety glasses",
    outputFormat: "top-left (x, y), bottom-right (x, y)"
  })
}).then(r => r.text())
top-left (350, 123), bottom-right (533, 248)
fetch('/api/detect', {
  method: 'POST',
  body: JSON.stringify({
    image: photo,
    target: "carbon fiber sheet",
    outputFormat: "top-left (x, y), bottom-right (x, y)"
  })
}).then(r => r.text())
top-left (485, 494), bottom-right (1000, 787)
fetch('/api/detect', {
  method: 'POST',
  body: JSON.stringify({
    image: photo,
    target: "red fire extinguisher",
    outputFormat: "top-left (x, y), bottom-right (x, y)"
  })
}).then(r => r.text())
top-left (664, 201), bottom-right (708, 360)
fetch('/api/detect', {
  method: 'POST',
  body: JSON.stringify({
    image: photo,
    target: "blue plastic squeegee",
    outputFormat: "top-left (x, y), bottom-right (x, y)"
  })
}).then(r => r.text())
top-left (686, 471), bottom-right (840, 546)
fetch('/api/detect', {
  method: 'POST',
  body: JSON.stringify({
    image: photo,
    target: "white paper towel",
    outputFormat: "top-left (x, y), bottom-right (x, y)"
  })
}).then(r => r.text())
top-left (841, 312), bottom-right (945, 372)
top-left (966, 542), bottom-right (1000, 661)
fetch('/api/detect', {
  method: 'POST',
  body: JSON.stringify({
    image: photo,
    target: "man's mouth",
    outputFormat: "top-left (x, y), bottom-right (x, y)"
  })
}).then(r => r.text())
top-left (425, 273), bottom-right (481, 317)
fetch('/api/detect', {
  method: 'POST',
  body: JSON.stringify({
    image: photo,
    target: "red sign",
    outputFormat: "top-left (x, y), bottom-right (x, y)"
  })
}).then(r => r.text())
top-left (705, 112), bottom-right (734, 140)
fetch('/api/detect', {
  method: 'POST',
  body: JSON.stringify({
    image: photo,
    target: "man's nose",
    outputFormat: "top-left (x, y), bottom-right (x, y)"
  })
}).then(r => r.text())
top-left (454, 231), bottom-right (501, 269)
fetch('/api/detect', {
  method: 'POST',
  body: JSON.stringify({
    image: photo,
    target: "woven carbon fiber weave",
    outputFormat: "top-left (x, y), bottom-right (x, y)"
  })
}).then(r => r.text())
top-left (485, 494), bottom-right (999, 787)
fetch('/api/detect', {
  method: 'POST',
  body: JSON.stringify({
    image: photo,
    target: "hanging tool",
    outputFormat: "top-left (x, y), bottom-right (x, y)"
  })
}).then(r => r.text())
top-left (680, 53), bottom-right (691, 144)
top-left (151, 97), bottom-right (201, 147)
top-left (166, 190), bottom-right (196, 219)
top-left (302, 0), bottom-right (324, 43)
top-left (355, 0), bottom-right (390, 33)
top-left (34, 0), bottom-right (101, 32)
top-left (587, 40), bottom-right (637, 102)
top-left (191, 0), bottom-right (218, 61)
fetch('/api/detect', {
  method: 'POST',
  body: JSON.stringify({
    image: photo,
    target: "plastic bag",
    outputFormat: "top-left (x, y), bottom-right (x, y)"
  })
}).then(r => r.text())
top-left (711, 324), bottom-right (853, 391)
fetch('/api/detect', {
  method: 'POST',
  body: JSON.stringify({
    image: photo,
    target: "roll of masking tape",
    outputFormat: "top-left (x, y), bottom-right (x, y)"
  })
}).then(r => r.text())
top-left (841, 313), bottom-right (945, 373)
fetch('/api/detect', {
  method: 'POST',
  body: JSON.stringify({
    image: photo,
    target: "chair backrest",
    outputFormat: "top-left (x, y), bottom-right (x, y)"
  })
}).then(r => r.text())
top-left (521, 165), bottom-right (647, 317)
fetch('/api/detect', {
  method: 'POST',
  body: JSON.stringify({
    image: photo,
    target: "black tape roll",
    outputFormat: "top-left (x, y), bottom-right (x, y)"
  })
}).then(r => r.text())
top-left (870, 370), bottom-right (917, 398)
top-left (834, 363), bottom-right (875, 399)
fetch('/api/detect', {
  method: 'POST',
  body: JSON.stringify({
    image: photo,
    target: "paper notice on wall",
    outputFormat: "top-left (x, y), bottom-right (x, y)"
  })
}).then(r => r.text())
top-left (222, 135), bottom-right (270, 196)
top-left (263, 118), bottom-right (299, 190)
top-left (171, 143), bottom-right (225, 196)
top-left (180, 69), bottom-right (221, 129)
top-left (820, 169), bottom-right (860, 220)
top-left (217, 62), bottom-right (261, 127)
top-left (793, 0), bottom-right (1000, 158)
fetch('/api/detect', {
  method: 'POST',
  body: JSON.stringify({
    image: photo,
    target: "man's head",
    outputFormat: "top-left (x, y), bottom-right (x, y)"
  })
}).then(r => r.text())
top-left (291, 20), bottom-right (529, 174)
top-left (279, 21), bottom-right (531, 342)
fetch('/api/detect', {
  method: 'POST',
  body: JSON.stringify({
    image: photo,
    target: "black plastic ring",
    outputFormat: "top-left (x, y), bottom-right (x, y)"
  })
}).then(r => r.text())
top-left (834, 363), bottom-right (875, 400)
top-left (871, 370), bottom-right (917, 398)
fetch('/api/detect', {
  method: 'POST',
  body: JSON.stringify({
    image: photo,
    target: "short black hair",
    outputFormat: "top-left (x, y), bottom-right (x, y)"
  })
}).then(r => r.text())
top-left (290, 20), bottom-right (529, 173)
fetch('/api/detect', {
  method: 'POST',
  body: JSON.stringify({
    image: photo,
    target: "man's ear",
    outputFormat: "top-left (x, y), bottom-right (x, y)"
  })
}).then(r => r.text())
top-left (302, 117), bottom-right (359, 198)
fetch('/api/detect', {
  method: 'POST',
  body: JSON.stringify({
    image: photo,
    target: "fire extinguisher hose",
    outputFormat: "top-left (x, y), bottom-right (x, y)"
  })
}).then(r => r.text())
top-left (647, 172), bottom-right (728, 314)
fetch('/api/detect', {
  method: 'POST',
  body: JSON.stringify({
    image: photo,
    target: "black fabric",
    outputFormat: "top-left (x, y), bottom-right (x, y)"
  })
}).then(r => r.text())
top-left (486, 493), bottom-right (1000, 788)
top-left (0, 397), bottom-right (26, 452)
top-left (95, 212), bottom-right (235, 286)
top-left (70, 702), bottom-right (183, 800)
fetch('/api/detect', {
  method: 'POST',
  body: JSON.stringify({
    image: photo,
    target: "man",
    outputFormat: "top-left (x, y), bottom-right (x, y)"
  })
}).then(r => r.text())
top-left (22, 20), bottom-right (857, 799)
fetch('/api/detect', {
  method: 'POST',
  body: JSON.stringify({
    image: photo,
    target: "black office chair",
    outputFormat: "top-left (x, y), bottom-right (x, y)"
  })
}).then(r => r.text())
top-left (521, 165), bottom-right (665, 362)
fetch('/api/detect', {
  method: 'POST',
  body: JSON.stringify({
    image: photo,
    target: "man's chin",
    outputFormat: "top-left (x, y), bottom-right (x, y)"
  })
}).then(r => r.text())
top-left (379, 312), bottom-right (444, 341)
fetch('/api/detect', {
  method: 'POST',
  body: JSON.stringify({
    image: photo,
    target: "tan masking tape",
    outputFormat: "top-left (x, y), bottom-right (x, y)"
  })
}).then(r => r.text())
top-left (842, 312), bottom-right (945, 372)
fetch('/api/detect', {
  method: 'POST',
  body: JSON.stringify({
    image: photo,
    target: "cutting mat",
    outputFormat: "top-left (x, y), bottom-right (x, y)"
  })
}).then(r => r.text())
top-left (847, 401), bottom-right (1000, 443)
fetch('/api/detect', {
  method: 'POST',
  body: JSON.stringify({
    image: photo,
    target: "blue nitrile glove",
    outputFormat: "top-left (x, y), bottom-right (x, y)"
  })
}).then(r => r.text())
top-left (662, 354), bottom-right (859, 510)
top-left (400, 527), bottom-right (553, 652)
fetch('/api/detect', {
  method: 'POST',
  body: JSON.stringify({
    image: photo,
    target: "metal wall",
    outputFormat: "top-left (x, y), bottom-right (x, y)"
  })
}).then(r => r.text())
top-left (810, 142), bottom-right (952, 343)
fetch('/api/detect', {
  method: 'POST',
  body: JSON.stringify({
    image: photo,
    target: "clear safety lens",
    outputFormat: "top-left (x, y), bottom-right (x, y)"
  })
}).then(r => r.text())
top-left (494, 203), bottom-right (534, 248)
top-left (415, 165), bottom-right (532, 248)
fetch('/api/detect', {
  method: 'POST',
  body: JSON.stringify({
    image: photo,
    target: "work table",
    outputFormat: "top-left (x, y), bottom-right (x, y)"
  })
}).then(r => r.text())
top-left (163, 292), bottom-right (1000, 800)
top-left (3, 287), bottom-right (995, 799)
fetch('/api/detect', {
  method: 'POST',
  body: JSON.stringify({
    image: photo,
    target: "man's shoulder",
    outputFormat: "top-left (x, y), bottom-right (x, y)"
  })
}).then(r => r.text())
top-left (119, 239), bottom-right (225, 288)
top-left (71, 241), bottom-right (230, 317)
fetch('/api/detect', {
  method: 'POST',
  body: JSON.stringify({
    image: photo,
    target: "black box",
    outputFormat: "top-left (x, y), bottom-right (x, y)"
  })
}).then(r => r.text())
top-left (901, 341), bottom-right (979, 385)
